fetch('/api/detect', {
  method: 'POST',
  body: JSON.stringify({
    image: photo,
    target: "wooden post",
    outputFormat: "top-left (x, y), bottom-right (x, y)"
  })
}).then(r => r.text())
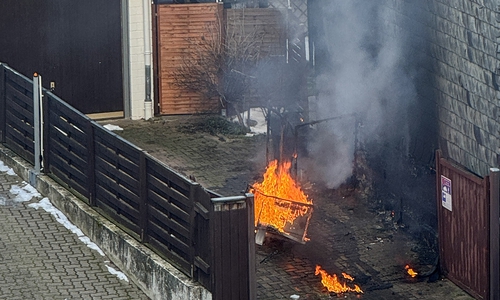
top-left (86, 121), bottom-right (96, 206)
top-left (139, 152), bottom-right (149, 243)
top-left (0, 63), bottom-right (5, 143)
top-left (490, 168), bottom-right (499, 300)
top-left (435, 150), bottom-right (444, 273)
top-left (42, 92), bottom-right (50, 174)
top-left (211, 194), bottom-right (255, 300)
top-left (246, 193), bottom-right (256, 300)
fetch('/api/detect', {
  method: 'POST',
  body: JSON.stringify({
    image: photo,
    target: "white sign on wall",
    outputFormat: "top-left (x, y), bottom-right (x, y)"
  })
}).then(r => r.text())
top-left (441, 175), bottom-right (452, 211)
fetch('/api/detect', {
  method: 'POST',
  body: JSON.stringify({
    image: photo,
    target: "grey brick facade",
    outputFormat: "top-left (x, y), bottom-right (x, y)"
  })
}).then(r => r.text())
top-left (386, 0), bottom-right (500, 175)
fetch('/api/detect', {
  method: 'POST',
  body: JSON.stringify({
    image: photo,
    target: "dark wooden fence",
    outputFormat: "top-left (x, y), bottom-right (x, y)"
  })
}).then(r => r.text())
top-left (0, 63), bottom-right (256, 300)
top-left (436, 150), bottom-right (499, 299)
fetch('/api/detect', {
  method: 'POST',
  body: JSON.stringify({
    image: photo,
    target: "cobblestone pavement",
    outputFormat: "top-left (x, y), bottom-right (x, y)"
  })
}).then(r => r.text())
top-left (109, 115), bottom-right (475, 300)
top-left (0, 166), bottom-right (149, 299)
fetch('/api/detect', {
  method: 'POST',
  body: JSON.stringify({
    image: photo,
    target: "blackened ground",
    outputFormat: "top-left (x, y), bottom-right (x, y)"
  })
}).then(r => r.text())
top-left (105, 116), bottom-right (473, 300)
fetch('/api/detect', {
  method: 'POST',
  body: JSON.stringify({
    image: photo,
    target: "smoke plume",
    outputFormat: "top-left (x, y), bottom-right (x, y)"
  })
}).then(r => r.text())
top-left (306, 0), bottom-right (417, 188)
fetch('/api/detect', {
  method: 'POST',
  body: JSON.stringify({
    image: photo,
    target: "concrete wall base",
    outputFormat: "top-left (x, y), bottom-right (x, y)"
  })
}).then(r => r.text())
top-left (0, 145), bottom-right (211, 300)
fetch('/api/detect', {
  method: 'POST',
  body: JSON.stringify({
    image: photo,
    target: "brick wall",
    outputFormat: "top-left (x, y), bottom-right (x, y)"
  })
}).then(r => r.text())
top-left (385, 0), bottom-right (500, 176)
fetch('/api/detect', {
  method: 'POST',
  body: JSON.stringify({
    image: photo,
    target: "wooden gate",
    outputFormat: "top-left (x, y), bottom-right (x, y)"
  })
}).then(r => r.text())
top-left (435, 150), bottom-right (499, 299)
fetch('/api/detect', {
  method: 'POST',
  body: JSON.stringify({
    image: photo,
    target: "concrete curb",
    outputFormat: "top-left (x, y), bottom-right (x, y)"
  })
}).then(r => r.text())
top-left (0, 145), bottom-right (211, 300)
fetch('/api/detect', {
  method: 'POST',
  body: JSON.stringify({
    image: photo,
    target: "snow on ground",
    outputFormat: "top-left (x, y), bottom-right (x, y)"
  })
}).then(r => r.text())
top-left (103, 124), bottom-right (123, 131)
top-left (28, 198), bottom-right (105, 256)
top-left (28, 198), bottom-right (130, 282)
top-left (244, 108), bottom-right (267, 136)
top-left (105, 263), bottom-right (129, 282)
top-left (0, 160), bottom-right (16, 176)
top-left (10, 182), bottom-right (41, 203)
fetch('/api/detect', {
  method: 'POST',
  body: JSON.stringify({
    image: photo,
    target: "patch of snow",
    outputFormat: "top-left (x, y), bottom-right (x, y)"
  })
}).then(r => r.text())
top-left (0, 160), bottom-right (16, 176)
top-left (10, 182), bottom-right (41, 203)
top-left (28, 198), bottom-right (105, 256)
top-left (244, 108), bottom-right (267, 136)
top-left (105, 264), bottom-right (129, 282)
top-left (103, 124), bottom-right (123, 131)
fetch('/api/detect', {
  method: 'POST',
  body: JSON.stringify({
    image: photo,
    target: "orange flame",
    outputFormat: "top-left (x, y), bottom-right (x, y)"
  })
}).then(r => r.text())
top-left (405, 265), bottom-right (418, 278)
top-left (252, 160), bottom-right (312, 232)
top-left (315, 265), bottom-right (363, 294)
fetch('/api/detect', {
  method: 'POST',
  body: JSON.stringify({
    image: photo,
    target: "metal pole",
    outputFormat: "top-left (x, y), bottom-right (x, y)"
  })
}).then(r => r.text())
top-left (33, 73), bottom-right (42, 174)
top-left (490, 167), bottom-right (500, 300)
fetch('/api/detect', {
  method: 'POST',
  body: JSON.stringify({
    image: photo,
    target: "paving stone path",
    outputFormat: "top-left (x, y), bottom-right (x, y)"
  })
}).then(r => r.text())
top-left (108, 116), bottom-right (475, 300)
top-left (0, 165), bottom-right (149, 300)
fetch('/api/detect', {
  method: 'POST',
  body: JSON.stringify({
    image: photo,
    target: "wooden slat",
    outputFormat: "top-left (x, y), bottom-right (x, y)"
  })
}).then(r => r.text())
top-left (95, 141), bottom-right (140, 180)
top-left (148, 188), bottom-right (190, 223)
top-left (5, 109), bottom-right (33, 136)
top-left (95, 196), bottom-right (141, 236)
top-left (95, 183), bottom-right (140, 222)
top-left (5, 70), bottom-right (33, 95)
top-left (148, 221), bottom-right (190, 256)
top-left (149, 204), bottom-right (190, 241)
top-left (147, 156), bottom-right (194, 196)
top-left (95, 170), bottom-right (140, 210)
top-left (148, 236), bottom-right (192, 275)
top-left (48, 145), bottom-right (88, 186)
top-left (6, 83), bottom-right (33, 109)
top-left (148, 174), bottom-right (191, 210)
top-left (49, 163), bottom-right (89, 198)
top-left (95, 156), bottom-right (139, 193)
top-left (49, 127), bottom-right (88, 163)
top-left (48, 112), bottom-right (88, 146)
top-left (4, 134), bottom-right (34, 164)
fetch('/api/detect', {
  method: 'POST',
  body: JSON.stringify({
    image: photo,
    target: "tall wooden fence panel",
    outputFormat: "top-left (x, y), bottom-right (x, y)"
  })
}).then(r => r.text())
top-left (225, 8), bottom-right (285, 58)
top-left (3, 67), bottom-right (35, 164)
top-left (436, 150), bottom-right (490, 299)
top-left (44, 93), bottom-right (91, 199)
top-left (156, 3), bottom-right (222, 115)
top-left (146, 156), bottom-right (198, 276)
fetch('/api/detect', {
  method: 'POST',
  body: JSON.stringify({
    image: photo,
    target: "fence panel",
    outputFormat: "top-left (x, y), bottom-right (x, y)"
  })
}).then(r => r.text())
top-left (94, 125), bottom-right (142, 236)
top-left (146, 155), bottom-right (198, 277)
top-left (436, 150), bottom-right (490, 299)
top-left (4, 67), bottom-right (34, 164)
top-left (45, 93), bottom-right (91, 199)
top-left (193, 185), bottom-right (212, 290)
top-left (0, 64), bottom-right (5, 143)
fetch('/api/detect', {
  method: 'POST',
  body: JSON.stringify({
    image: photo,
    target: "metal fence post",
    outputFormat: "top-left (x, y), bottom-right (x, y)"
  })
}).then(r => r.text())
top-left (490, 168), bottom-right (499, 300)
top-left (0, 63), bottom-right (5, 143)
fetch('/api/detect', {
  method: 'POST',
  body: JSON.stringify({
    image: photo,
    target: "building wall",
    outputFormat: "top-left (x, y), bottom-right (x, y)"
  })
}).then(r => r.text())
top-left (127, 0), bottom-right (154, 120)
top-left (386, 0), bottom-right (500, 176)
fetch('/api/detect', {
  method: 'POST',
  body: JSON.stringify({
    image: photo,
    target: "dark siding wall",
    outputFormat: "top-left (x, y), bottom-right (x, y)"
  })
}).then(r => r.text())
top-left (0, 0), bottom-right (123, 114)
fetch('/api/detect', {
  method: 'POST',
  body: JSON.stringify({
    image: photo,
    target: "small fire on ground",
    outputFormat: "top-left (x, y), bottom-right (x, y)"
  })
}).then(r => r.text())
top-left (405, 265), bottom-right (418, 278)
top-left (315, 265), bottom-right (363, 294)
top-left (252, 160), bottom-right (312, 236)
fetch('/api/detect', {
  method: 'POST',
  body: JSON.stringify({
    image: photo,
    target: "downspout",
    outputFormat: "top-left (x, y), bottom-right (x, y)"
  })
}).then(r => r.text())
top-left (143, 0), bottom-right (152, 120)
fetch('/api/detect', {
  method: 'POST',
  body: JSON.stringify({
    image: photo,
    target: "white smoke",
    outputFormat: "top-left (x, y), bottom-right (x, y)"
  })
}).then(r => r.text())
top-left (307, 0), bottom-right (416, 188)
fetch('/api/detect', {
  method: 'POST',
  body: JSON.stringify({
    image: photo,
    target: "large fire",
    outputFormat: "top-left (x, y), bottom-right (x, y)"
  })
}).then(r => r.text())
top-left (252, 160), bottom-right (312, 234)
top-left (315, 265), bottom-right (363, 294)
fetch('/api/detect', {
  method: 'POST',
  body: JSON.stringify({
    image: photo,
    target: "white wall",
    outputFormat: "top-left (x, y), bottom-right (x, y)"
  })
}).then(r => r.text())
top-left (126, 0), bottom-right (154, 120)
